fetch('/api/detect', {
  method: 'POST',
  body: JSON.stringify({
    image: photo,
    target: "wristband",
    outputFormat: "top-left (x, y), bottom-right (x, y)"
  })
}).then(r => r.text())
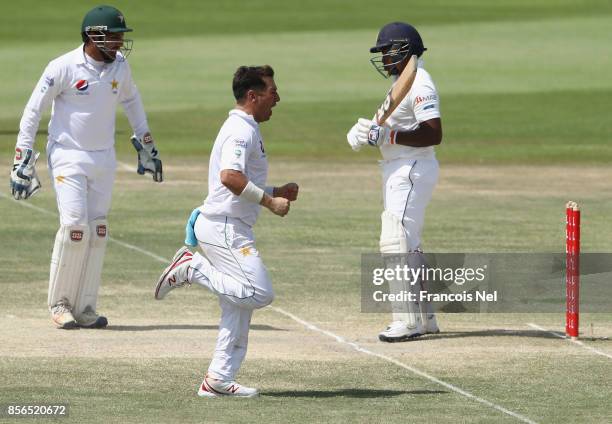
top-left (264, 186), bottom-right (274, 196)
top-left (239, 181), bottom-right (265, 204)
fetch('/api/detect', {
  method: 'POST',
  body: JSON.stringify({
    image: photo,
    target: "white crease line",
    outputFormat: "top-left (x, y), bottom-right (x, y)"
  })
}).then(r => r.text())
top-left (527, 323), bottom-right (612, 360)
top-left (2, 191), bottom-right (537, 424)
top-left (273, 306), bottom-right (537, 424)
top-left (0, 192), bottom-right (169, 263)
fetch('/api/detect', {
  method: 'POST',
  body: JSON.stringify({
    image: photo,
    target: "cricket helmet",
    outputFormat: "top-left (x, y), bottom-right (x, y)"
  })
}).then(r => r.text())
top-left (81, 5), bottom-right (133, 62)
top-left (370, 22), bottom-right (426, 78)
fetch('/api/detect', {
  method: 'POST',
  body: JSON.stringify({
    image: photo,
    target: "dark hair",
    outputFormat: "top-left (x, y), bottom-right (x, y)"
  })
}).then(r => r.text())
top-left (232, 65), bottom-right (275, 101)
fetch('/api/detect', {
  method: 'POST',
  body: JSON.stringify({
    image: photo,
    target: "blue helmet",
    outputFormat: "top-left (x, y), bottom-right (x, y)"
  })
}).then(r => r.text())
top-left (370, 22), bottom-right (426, 77)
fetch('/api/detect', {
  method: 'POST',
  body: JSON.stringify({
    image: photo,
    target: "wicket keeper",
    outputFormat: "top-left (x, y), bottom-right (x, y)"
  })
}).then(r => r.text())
top-left (10, 5), bottom-right (162, 329)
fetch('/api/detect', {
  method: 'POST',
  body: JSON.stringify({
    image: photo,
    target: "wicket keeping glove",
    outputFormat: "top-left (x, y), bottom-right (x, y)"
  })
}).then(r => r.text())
top-left (10, 147), bottom-right (42, 200)
top-left (356, 118), bottom-right (397, 147)
top-left (131, 133), bottom-right (163, 182)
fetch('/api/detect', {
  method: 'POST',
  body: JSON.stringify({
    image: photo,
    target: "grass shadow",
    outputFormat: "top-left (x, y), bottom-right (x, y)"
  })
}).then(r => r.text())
top-left (422, 329), bottom-right (566, 341)
top-left (262, 389), bottom-right (447, 398)
top-left (105, 324), bottom-right (286, 331)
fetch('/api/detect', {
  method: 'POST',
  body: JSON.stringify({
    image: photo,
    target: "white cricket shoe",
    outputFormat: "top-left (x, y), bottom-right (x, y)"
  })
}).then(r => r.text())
top-left (155, 247), bottom-right (193, 300)
top-left (378, 320), bottom-right (425, 342)
top-left (50, 301), bottom-right (78, 329)
top-left (424, 313), bottom-right (440, 334)
top-left (75, 306), bottom-right (108, 329)
top-left (198, 375), bottom-right (259, 398)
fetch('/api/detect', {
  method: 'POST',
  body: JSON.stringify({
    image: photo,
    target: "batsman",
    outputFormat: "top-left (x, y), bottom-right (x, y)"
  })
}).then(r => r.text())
top-left (347, 22), bottom-right (442, 342)
top-left (10, 5), bottom-right (162, 329)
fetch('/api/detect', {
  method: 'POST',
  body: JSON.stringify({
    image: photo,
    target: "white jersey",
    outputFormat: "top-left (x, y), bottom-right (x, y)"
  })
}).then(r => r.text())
top-left (380, 59), bottom-right (441, 161)
top-left (16, 45), bottom-right (149, 152)
top-left (202, 109), bottom-right (268, 227)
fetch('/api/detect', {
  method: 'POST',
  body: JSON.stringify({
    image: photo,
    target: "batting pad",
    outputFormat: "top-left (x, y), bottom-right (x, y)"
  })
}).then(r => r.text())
top-left (386, 254), bottom-right (422, 328)
top-left (74, 219), bottom-right (108, 317)
top-left (380, 211), bottom-right (408, 254)
top-left (48, 224), bottom-right (90, 309)
top-left (407, 251), bottom-right (433, 326)
top-left (380, 211), bottom-right (424, 326)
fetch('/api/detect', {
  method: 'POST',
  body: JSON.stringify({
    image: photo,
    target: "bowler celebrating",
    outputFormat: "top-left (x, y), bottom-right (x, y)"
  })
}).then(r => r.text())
top-left (155, 65), bottom-right (298, 397)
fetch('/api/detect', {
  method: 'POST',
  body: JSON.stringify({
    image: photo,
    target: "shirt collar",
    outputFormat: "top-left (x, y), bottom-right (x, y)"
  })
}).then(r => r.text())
top-left (229, 108), bottom-right (259, 128)
top-left (73, 44), bottom-right (122, 69)
top-left (73, 44), bottom-right (88, 65)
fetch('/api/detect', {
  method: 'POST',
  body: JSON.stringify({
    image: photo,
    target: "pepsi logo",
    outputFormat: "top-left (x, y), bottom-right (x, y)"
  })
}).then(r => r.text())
top-left (75, 80), bottom-right (89, 91)
top-left (70, 230), bottom-right (84, 241)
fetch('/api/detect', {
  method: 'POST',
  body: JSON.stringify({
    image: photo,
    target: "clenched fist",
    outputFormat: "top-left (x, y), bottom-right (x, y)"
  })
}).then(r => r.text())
top-left (275, 183), bottom-right (299, 201)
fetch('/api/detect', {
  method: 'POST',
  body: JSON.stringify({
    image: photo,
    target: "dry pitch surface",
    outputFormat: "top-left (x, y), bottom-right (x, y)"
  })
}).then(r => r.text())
top-left (1, 158), bottom-right (611, 423)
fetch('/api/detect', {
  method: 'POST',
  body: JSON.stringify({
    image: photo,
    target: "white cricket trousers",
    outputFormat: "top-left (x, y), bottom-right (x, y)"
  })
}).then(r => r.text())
top-left (190, 214), bottom-right (274, 381)
top-left (381, 158), bottom-right (439, 251)
top-left (47, 143), bottom-right (116, 225)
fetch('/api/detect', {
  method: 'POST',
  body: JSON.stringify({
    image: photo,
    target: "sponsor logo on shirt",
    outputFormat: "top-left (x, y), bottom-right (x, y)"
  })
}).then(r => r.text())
top-left (75, 79), bottom-right (90, 95)
top-left (423, 104), bottom-right (435, 110)
top-left (233, 139), bottom-right (247, 148)
top-left (41, 76), bottom-right (54, 93)
top-left (259, 140), bottom-right (266, 155)
top-left (415, 94), bottom-right (437, 105)
top-left (234, 148), bottom-right (242, 157)
top-left (111, 79), bottom-right (119, 94)
top-left (15, 148), bottom-right (22, 161)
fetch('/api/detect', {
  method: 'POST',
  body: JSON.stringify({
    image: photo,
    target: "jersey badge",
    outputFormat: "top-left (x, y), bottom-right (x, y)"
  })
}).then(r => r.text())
top-left (75, 79), bottom-right (89, 95)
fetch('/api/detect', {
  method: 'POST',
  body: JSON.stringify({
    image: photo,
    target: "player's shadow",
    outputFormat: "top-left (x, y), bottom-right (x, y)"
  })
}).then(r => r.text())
top-left (263, 389), bottom-right (447, 398)
top-left (420, 329), bottom-right (564, 341)
top-left (104, 324), bottom-right (286, 331)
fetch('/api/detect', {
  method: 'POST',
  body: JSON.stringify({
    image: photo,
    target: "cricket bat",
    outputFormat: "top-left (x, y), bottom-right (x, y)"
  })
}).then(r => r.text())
top-left (374, 55), bottom-right (418, 126)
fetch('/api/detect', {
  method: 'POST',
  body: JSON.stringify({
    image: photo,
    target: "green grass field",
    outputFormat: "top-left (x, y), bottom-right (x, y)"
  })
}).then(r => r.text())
top-left (1, 1), bottom-right (611, 423)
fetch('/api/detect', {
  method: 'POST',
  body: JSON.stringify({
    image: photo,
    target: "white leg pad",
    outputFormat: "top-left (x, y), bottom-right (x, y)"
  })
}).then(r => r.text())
top-left (74, 219), bottom-right (108, 316)
top-left (406, 251), bottom-right (435, 327)
top-left (380, 211), bottom-right (408, 254)
top-left (380, 211), bottom-right (422, 327)
top-left (48, 225), bottom-right (90, 309)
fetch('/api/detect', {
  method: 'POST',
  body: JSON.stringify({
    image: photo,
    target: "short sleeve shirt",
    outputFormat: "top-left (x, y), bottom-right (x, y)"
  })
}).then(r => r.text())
top-left (202, 109), bottom-right (268, 226)
top-left (379, 60), bottom-right (441, 161)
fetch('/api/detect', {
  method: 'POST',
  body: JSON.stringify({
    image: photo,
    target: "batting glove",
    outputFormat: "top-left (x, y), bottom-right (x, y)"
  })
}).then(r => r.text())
top-left (10, 147), bottom-right (41, 200)
top-left (356, 118), bottom-right (397, 147)
top-left (346, 122), bottom-right (365, 151)
top-left (131, 133), bottom-right (163, 182)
